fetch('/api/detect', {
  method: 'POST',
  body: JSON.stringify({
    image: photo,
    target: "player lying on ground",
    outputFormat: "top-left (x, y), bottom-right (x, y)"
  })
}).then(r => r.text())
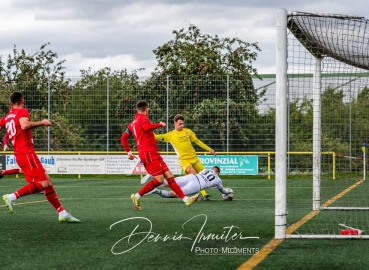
top-left (145, 166), bottom-right (233, 199)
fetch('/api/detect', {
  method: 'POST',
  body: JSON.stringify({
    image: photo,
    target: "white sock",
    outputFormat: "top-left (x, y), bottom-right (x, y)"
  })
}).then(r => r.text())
top-left (182, 196), bottom-right (188, 202)
top-left (9, 193), bottom-right (17, 201)
top-left (59, 210), bottom-right (68, 217)
top-left (135, 193), bottom-right (142, 199)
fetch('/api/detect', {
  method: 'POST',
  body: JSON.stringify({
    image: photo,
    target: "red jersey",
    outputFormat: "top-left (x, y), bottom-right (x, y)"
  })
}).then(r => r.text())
top-left (121, 113), bottom-right (162, 160)
top-left (0, 108), bottom-right (34, 154)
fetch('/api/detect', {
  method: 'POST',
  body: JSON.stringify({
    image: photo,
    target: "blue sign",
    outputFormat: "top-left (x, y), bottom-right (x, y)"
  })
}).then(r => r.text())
top-left (198, 155), bottom-right (258, 175)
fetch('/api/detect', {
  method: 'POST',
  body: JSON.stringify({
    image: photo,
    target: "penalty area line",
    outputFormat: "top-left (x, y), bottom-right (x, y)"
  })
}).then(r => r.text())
top-left (237, 179), bottom-right (364, 270)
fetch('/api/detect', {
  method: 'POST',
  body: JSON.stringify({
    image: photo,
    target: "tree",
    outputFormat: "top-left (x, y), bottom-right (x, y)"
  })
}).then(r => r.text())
top-left (0, 43), bottom-right (70, 112)
top-left (66, 67), bottom-right (162, 151)
top-left (153, 24), bottom-right (260, 77)
top-left (150, 24), bottom-right (263, 151)
top-left (0, 43), bottom-right (82, 150)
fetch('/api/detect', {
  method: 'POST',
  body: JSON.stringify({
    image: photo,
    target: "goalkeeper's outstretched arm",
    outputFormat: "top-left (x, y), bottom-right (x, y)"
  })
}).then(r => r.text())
top-left (215, 181), bottom-right (229, 194)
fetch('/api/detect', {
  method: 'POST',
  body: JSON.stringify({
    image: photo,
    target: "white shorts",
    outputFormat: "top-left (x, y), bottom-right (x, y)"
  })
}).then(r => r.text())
top-left (175, 174), bottom-right (201, 196)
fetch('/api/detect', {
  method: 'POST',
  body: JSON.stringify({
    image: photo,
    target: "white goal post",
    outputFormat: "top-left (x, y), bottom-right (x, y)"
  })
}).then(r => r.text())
top-left (276, 8), bottom-right (369, 239)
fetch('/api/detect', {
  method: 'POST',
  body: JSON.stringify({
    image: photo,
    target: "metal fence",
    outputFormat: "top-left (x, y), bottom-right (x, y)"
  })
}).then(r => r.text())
top-left (0, 75), bottom-right (277, 153)
top-left (2, 73), bottom-right (367, 174)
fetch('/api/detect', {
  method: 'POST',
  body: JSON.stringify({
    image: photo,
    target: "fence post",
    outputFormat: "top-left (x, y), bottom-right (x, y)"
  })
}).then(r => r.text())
top-left (363, 143), bottom-right (366, 181)
top-left (227, 75), bottom-right (229, 152)
top-left (166, 75), bottom-right (170, 153)
top-left (349, 78), bottom-right (352, 172)
top-left (268, 152), bottom-right (271, 180)
top-left (48, 76), bottom-right (51, 152)
top-left (107, 76), bottom-right (110, 152)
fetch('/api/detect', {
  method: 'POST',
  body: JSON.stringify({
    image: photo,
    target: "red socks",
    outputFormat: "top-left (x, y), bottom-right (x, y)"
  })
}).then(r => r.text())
top-left (15, 184), bottom-right (64, 213)
top-left (166, 177), bottom-right (185, 199)
top-left (138, 179), bottom-right (162, 196)
top-left (138, 177), bottom-right (186, 199)
top-left (44, 186), bottom-right (64, 213)
top-left (15, 182), bottom-right (45, 198)
top-left (2, 169), bottom-right (21, 175)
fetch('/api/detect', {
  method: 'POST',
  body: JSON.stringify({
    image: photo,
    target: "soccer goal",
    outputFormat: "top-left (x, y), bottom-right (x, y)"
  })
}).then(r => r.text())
top-left (276, 9), bottom-right (369, 239)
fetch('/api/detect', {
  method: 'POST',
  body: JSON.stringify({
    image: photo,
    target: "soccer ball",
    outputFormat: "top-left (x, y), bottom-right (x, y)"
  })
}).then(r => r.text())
top-left (222, 188), bottom-right (234, 201)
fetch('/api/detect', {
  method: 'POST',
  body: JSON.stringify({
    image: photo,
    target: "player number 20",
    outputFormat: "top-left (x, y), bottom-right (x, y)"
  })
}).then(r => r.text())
top-left (5, 119), bottom-right (16, 139)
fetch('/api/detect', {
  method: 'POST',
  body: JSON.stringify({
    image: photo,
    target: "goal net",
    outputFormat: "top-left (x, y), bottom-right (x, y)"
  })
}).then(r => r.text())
top-left (276, 9), bottom-right (369, 238)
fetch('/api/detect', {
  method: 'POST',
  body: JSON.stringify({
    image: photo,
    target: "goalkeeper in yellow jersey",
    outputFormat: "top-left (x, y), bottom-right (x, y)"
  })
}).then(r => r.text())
top-left (140, 114), bottom-right (216, 200)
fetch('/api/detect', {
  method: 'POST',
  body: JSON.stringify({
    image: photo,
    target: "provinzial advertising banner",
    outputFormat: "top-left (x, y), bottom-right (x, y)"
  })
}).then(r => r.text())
top-left (198, 155), bottom-right (258, 175)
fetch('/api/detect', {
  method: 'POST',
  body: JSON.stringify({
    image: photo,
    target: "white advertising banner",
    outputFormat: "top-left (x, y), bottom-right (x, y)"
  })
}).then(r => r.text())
top-left (4, 154), bottom-right (182, 175)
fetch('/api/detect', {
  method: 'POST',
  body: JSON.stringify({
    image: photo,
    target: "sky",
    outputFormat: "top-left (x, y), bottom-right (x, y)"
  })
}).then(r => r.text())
top-left (1, 0), bottom-right (368, 77)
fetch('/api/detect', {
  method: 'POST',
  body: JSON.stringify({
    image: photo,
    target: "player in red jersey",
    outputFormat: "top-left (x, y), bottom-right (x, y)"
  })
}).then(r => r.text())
top-left (0, 92), bottom-right (80, 222)
top-left (121, 100), bottom-right (199, 210)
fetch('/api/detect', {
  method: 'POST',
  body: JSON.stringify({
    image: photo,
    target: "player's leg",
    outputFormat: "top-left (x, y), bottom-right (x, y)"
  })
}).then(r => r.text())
top-left (2, 180), bottom-right (46, 214)
top-left (187, 158), bottom-right (211, 201)
top-left (163, 170), bottom-right (199, 206)
top-left (0, 168), bottom-right (43, 194)
top-left (147, 175), bottom-right (189, 198)
top-left (2, 154), bottom-right (80, 222)
top-left (2, 155), bottom-right (48, 214)
top-left (0, 168), bottom-right (22, 178)
top-left (156, 189), bottom-right (177, 198)
top-left (138, 159), bottom-right (154, 184)
top-left (145, 188), bottom-right (176, 198)
top-left (177, 159), bottom-right (200, 205)
top-left (176, 174), bottom-right (201, 197)
top-left (140, 173), bottom-right (154, 184)
top-left (146, 175), bottom-right (197, 198)
top-left (39, 173), bottom-right (80, 223)
top-left (131, 160), bottom-right (165, 210)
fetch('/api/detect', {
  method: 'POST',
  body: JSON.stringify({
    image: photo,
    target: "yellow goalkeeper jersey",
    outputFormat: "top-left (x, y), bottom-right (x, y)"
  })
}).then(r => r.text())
top-left (154, 128), bottom-right (211, 160)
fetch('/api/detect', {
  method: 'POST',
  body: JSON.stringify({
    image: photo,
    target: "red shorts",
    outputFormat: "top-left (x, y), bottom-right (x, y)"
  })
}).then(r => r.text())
top-left (15, 152), bottom-right (48, 183)
top-left (140, 154), bottom-right (169, 176)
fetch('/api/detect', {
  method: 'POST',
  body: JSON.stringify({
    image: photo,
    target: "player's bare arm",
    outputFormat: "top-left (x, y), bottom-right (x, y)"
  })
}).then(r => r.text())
top-left (120, 130), bottom-right (137, 160)
top-left (141, 122), bottom-right (164, 131)
top-left (19, 118), bottom-right (52, 130)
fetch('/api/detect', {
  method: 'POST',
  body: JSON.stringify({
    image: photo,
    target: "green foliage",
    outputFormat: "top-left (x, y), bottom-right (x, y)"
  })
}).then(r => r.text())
top-left (153, 24), bottom-right (260, 77)
top-left (25, 109), bottom-right (84, 151)
top-left (268, 85), bottom-right (368, 172)
top-left (150, 25), bottom-right (264, 151)
top-left (0, 26), bottom-right (265, 153)
top-left (0, 43), bottom-right (70, 112)
top-left (0, 43), bottom-right (82, 151)
top-left (351, 86), bottom-right (369, 155)
top-left (65, 67), bottom-right (168, 151)
top-left (66, 68), bottom-right (132, 150)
